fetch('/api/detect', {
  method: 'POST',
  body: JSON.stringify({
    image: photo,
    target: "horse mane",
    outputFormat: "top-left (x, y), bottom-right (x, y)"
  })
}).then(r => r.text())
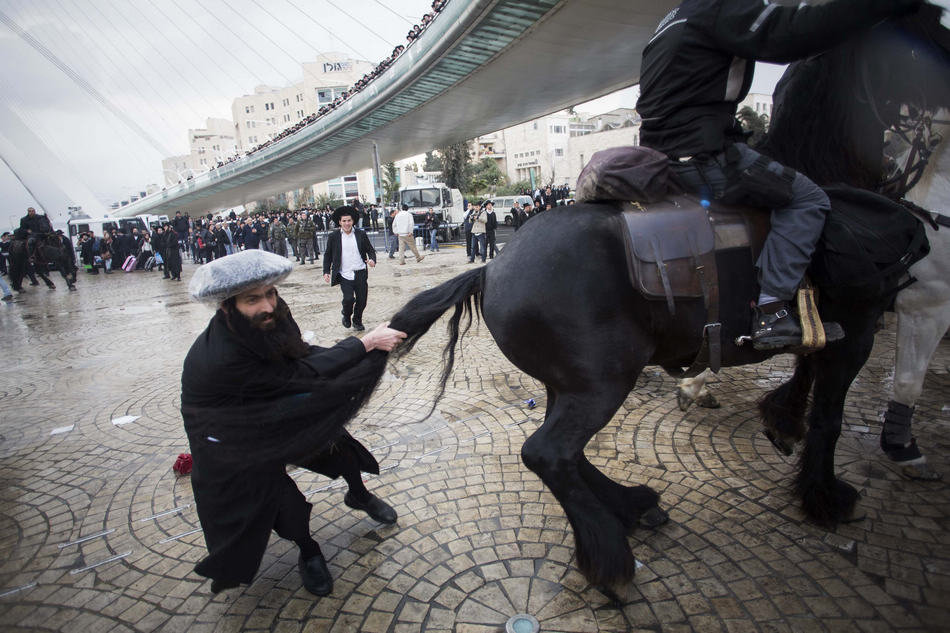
top-left (759, 48), bottom-right (877, 188)
top-left (761, 3), bottom-right (950, 190)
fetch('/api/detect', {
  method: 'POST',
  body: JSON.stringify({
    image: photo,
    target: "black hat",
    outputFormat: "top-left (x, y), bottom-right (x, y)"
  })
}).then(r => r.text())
top-left (332, 205), bottom-right (358, 225)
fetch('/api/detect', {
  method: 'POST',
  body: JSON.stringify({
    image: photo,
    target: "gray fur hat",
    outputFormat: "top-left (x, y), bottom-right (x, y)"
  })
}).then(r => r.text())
top-left (189, 249), bottom-right (293, 304)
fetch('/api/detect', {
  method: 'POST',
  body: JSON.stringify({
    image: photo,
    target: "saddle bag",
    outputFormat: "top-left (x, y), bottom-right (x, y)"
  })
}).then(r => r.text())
top-left (810, 185), bottom-right (930, 297)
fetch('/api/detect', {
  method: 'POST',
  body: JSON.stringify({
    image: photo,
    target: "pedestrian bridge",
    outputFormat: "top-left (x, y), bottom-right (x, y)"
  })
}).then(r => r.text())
top-left (116, 0), bottom-right (676, 217)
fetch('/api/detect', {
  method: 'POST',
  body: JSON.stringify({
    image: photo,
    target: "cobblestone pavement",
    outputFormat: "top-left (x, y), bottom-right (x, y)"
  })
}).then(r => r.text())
top-left (1, 246), bottom-right (949, 633)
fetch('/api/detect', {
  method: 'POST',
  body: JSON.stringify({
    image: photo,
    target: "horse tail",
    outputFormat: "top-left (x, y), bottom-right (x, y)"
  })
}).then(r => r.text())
top-left (389, 267), bottom-right (485, 401)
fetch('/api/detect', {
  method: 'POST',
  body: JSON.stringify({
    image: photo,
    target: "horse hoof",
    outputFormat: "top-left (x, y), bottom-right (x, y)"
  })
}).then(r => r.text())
top-left (594, 585), bottom-right (626, 608)
top-left (764, 428), bottom-right (794, 456)
top-left (695, 393), bottom-right (720, 409)
top-left (677, 389), bottom-right (693, 412)
top-left (902, 463), bottom-right (942, 481)
top-left (640, 506), bottom-right (669, 529)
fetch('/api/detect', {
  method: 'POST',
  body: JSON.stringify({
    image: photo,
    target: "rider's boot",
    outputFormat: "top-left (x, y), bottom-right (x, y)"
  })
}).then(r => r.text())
top-left (751, 301), bottom-right (802, 351)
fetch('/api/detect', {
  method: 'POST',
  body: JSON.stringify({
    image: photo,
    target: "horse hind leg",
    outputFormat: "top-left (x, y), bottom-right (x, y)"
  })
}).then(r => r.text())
top-left (578, 457), bottom-right (666, 531)
top-left (521, 384), bottom-right (645, 590)
top-left (677, 369), bottom-right (720, 411)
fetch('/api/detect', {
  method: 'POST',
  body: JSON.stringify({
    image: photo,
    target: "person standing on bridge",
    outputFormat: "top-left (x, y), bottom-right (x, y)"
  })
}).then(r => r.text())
top-left (182, 249), bottom-right (403, 597)
top-left (637, 0), bottom-right (923, 350)
top-left (323, 206), bottom-right (377, 331)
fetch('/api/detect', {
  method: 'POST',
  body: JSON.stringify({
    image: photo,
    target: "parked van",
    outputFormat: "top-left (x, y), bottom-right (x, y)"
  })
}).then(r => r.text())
top-left (489, 195), bottom-right (533, 225)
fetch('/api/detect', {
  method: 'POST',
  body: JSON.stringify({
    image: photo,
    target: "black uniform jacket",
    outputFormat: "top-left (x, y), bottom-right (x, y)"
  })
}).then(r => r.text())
top-left (323, 228), bottom-right (376, 286)
top-left (181, 308), bottom-right (375, 583)
top-left (637, 0), bottom-right (920, 158)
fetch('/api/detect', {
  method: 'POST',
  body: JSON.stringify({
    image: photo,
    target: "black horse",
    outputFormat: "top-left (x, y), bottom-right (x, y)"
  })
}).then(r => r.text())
top-left (9, 234), bottom-right (77, 292)
top-left (339, 6), bottom-right (950, 591)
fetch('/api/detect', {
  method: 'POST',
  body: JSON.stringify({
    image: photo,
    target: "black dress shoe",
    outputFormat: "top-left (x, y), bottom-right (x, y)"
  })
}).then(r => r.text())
top-left (352, 321), bottom-right (365, 332)
top-left (299, 552), bottom-right (333, 596)
top-left (344, 492), bottom-right (397, 524)
top-left (342, 315), bottom-right (351, 328)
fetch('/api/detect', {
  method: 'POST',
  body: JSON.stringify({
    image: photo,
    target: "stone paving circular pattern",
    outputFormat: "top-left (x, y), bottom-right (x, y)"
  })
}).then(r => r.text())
top-left (1, 245), bottom-right (949, 632)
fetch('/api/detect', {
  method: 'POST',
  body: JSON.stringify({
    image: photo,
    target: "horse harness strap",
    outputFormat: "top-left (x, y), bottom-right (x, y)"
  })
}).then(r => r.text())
top-left (618, 197), bottom-right (722, 377)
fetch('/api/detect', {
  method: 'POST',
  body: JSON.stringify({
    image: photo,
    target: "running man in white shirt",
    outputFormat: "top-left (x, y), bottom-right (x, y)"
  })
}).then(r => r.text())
top-left (323, 207), bottom-right (377, 331)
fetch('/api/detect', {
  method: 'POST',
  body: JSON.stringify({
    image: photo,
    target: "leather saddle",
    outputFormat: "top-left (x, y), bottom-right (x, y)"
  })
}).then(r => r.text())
top-left (616, 194), bottom-right (770, 375)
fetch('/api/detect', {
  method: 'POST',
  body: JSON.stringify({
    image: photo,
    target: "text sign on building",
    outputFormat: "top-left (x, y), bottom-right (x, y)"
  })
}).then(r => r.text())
top-left (323, 62), bottom-right (353, 73)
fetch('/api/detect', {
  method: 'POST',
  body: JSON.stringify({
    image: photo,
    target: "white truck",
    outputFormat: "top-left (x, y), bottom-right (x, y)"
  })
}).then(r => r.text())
top-left (397, 183), bottom-right (464, 240)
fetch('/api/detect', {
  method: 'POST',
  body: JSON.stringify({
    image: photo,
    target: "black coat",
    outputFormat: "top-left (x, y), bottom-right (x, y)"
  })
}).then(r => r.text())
top-left (181, 308), bottom-right (372, 583)
top-left (637, 0), bottom-right (915, 158)
top-left (163, 232), bottom-right (182, 274)
top-left (323, 228), bottom-right (376, 286)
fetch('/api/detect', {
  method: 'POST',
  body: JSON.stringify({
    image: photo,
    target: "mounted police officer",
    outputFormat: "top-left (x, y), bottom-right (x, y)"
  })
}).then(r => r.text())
top-left (637, 0), bottom-right (923, 350)
top-left (17, 207), bottom-right (53, 254)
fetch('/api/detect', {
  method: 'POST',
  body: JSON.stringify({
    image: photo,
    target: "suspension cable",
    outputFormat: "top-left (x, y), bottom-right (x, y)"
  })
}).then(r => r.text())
top-left (0, 8), bottom-right (175, 157)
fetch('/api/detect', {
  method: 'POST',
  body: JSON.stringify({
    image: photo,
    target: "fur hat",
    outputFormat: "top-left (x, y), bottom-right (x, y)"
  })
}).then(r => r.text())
top-left (189, 249), bottom-right (293, 305)
top-left (332, 205), bottom-right (358, 226)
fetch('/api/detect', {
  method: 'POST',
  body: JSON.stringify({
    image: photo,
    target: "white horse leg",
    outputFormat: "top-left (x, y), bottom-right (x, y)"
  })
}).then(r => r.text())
top-left (885, 231), bottom-right (950, 480)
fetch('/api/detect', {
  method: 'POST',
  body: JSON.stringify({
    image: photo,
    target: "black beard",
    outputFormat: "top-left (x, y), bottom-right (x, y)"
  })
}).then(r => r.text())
top-left (223, 296), bottom-right (310, 362)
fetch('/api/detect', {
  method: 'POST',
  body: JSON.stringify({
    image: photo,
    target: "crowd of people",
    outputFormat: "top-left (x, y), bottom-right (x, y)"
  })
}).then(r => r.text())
top-left (70, 203), bottom-right (396, 281)
top-left (520, 184), bottom-right (573, 209)
top-left (174, 0), bottom-right (449, 178)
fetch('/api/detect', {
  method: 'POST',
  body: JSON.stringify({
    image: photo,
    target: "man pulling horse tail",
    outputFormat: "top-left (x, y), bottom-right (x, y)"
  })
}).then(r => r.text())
top-left (637, 0), bottom-right (923, 351)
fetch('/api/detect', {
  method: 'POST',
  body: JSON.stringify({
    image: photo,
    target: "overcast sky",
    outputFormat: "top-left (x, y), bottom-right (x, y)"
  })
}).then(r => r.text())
top-left (0, 0), bottom-right (795, 225)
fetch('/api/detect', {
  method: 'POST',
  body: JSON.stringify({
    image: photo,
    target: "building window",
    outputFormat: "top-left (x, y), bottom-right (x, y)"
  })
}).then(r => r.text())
top-left (284, 114), bottom-right (291, 122)
top-left (554, 148), bottom-right (564, 157)
top-left (297, 110), bottom-right (304, 118)
top-left (297, 93), bottom-right (303, 102)
top-left (533, 122), bottom-right (538, 130)
top-left (551, 125), bottom-right (566, 134)
top-left (282, 98), bottom-right (289, 107)
top-left (247, 121), bottom-right (255, 128)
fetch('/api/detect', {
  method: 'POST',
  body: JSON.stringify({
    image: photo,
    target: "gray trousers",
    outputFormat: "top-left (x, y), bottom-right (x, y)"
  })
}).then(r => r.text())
top-left (671, 143), bottom-right (829, 301)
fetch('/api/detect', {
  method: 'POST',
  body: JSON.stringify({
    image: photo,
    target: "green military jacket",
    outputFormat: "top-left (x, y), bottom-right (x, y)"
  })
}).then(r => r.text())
top-left (296, 218), bottom-right (316, 240)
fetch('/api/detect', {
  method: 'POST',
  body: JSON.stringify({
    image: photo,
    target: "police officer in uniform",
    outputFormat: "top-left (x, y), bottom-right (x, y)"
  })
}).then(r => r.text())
top-left (637, 0), bottom-right (922, 350)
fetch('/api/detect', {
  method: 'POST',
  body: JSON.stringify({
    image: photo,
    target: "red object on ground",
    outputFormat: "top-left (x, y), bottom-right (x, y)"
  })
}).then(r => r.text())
top-left (173, 453), bottom-right (193, 476)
